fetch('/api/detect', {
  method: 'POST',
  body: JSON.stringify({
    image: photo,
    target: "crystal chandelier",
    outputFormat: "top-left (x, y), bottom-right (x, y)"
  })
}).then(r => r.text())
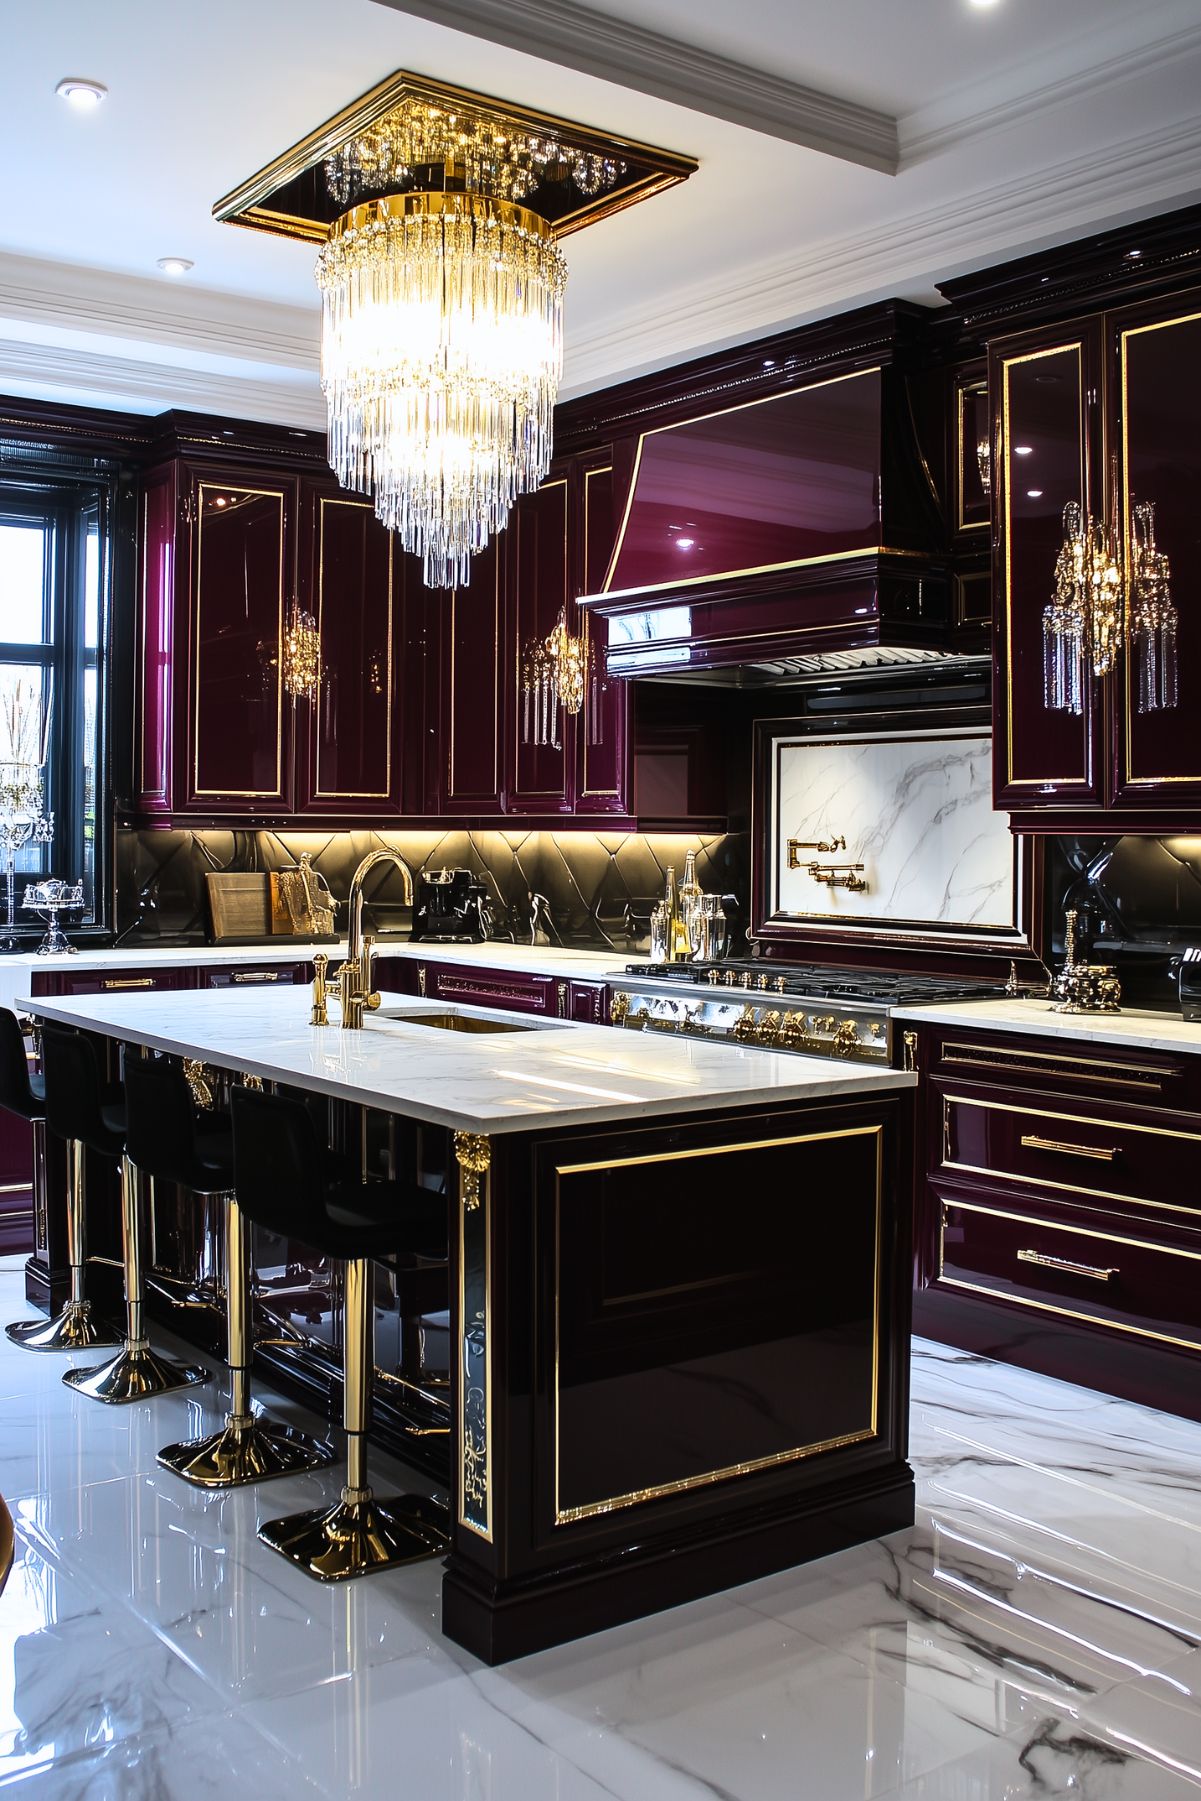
top-left (281, 602), bottom-right (321, 701)
top-left (214, 75), bottom-right (696, 587)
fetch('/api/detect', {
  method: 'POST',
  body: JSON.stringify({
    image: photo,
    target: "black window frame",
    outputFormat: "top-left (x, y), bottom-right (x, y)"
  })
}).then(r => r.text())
top-left (0, 467), bottom-right (114, 943)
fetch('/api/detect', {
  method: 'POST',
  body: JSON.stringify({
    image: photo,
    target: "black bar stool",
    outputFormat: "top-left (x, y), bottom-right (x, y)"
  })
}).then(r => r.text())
top-left (38, 1026), bottom-right (209, 1405)
top-left (3, 1009), bottom-right (120, 1353)
top-left (120, 1053), bottom-right (334, 1487)
top-left (231, 1084), bottom-right (450, 1582)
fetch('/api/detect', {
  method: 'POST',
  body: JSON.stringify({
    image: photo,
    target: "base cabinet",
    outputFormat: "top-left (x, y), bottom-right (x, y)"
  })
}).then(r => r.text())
top-left (911, 1020), bottom-right (1201, 1419)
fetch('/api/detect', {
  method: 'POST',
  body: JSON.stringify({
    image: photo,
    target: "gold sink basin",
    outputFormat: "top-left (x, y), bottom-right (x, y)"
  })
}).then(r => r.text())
top-left (385, 1010), bottom-right (535, 1035)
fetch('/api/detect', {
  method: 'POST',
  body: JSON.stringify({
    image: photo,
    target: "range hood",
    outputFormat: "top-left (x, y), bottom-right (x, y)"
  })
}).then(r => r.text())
top-left (578, 358), bottom-right (952, 684)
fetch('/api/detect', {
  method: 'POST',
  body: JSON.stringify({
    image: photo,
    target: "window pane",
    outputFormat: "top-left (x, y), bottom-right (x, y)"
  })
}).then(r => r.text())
top-left (84, 518), bottom-right (100, 652)
top-left (0, 665), bottom-right (50, 774)
top-left (0, 523), bottom-right (48, 644)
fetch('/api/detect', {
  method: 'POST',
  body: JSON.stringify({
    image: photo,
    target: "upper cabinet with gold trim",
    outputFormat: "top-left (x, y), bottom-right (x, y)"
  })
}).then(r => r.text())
top-left (132, 459), bottom-right (406, 824)
top-left (989, 288), bottom-right (1201, 828)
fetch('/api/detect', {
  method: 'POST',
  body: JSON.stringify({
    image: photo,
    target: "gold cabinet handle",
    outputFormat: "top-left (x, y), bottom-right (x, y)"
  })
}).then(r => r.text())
top-left (231, 970), bottom-right (283, 983)
top-left (102, 977), bottom-right (155, 990)
top-left (1020, 1134), bottom-right (1119, 1162)
top-left (902, 1030), bottom-right (918, 1074)
top-left (1017, 1247), bottom-right (1117, 1283)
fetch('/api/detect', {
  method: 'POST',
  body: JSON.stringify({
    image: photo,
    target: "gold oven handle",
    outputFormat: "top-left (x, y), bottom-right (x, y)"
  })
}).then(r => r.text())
top-left (1017, 1247), bottom-right (1117, 1283)
top-left (1020, 1134), bottom-right (1119, 1162)
top-left (102, 977), bottom-right (155, 991)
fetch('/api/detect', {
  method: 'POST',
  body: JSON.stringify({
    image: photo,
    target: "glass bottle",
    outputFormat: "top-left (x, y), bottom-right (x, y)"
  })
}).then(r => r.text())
top-left (680, 849), bottom-right (703, 952)
top-left (664, 866), bottom-right (691, 963)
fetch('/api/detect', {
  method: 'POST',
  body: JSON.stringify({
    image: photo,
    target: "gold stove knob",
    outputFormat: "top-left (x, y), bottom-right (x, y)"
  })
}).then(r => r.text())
top-left (832, 1019), bottom-right (860, 1056)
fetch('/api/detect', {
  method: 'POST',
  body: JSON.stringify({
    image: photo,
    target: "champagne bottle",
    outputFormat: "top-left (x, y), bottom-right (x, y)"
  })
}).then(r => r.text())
top-left (664, 866), bottom-right (691, 963)
top-left (680, 849), bottom-right (703, 954)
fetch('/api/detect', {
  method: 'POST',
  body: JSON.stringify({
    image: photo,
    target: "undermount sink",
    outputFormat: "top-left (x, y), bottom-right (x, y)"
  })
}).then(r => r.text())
top-left (381, 1009), bottom-right (536, 1035)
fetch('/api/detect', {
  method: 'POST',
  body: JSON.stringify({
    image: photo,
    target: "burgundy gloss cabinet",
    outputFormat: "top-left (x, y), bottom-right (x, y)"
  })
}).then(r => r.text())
top-left (990, 284), bottom-right (1201, 828)
top-left (134, 461), bottom-right (403, 822)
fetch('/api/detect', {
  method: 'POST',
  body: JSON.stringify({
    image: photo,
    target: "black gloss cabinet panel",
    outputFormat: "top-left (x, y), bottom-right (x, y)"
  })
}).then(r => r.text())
top-left (442, 1092), bottom-right (915, 1664)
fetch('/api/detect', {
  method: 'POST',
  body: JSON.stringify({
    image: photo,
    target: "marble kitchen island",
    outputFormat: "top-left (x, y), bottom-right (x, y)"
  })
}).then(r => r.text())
top-left (23, 985), bottom-right (917, 1663)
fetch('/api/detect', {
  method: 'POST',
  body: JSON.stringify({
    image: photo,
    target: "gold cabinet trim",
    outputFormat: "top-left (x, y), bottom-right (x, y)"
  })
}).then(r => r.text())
top-left (955, 380), bottom-right (990, 535)
top-left (456, 1133), bottom-right (492, 1541)
top-left (1119, 306), bottom-right (1201, 787)
top-left (939, 1091), bottom-right (1201, 1218)
top-left (938, 1039), bottom-right (1173, 1089)
top-left (552, 1124), bottom-right (883, 1524)
top-left (313, 496), bottom-right (394, 800)
top-left (937, 1196), bottom-right (1201, 1352)
top-left (512, 478), bottom-right (570, 800)
top-left (1000, 342), bottom-right (1088, 788)
top-left (581, 464), bottom-right (620, 797)
top-left (192, 480), bottom-right (286, 799)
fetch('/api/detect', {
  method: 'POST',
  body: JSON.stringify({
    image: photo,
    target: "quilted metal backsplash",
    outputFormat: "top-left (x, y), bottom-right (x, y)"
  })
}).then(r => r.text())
top-left (114, 827), bottom-right (748, 954)
top-left (1044, 834), bottom-right (1201, 1009)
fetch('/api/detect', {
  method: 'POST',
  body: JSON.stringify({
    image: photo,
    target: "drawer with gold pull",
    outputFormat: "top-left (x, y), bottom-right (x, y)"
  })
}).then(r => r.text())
top-left (936, 1088), bottom-right (1201, 1218)
top-left (30, 968), bottom-right (190, 998)
top-left (936, 1193), bottom-right (1201, 1351)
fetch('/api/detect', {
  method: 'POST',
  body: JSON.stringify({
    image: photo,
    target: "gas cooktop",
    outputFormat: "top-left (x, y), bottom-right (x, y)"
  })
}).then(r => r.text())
top-left (621, 961), bottom-right (1004, 1008)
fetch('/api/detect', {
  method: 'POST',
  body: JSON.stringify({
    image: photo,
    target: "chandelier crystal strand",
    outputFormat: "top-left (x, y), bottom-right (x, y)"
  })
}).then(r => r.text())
top-left (1129, 500), bottom-right (1178, 713)
top-left (1042, 459), bottom-right (1126, 713)
top-left (317, 193), bottom-right (566, 587)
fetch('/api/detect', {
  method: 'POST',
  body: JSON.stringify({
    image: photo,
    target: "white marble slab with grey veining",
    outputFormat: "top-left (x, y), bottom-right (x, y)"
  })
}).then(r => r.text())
top-left (891, 995), bottom-right (1201, 1055)
top-left (20, 985), bottom-right (913, 1133)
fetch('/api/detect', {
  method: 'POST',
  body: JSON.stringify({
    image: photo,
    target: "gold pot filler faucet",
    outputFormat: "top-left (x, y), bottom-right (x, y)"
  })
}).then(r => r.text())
top-left (311, 850), bottom-right (415, 1029)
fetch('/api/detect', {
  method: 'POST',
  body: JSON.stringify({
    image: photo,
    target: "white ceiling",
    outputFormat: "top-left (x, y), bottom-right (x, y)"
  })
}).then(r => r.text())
top-left (1, 0), bottom-right (1199, 427)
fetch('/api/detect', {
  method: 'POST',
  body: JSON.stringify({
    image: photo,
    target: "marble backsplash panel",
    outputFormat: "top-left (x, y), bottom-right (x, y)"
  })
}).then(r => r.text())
top-left (114, 826), bottom-right (748, 955)
top-left (772, 729), bottom-right (1015, 934)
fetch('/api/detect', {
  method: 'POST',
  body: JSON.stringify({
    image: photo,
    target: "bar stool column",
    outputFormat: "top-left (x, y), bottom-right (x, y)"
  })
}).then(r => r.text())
top-left (7, 1136), bottom-right (120, 1352)
top-left (65, 1155), bottom-right (209, 1404)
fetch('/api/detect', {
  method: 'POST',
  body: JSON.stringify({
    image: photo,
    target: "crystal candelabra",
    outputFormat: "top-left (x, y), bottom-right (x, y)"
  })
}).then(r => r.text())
top-left (23, 878), bottom-right (83, 956)
top-left (0, 764), bottom-right (54, 949)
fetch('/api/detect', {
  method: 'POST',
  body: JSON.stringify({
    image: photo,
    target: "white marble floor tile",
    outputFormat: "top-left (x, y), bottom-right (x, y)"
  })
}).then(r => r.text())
top-left (0, 1532), bottom-right (226, 1786)
top-left (0, 1708), bottom-right (333, 1798)
top-left (885, 1713), bottom-right (1201, 1799)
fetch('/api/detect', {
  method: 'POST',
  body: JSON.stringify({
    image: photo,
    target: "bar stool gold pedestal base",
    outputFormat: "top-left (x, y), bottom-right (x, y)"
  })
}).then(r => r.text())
top-left (158, 1414), bottom-right (334, 1488)
top-left (63, 1343), bottom-right (209, 1405)
top-left (258, 1493), bottom-right (449, 1582)
top-left (5, 1302), bottom-right (120, 1353)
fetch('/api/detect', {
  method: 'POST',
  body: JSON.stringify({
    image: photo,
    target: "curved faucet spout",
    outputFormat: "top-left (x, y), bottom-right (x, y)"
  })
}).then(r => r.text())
top-left (346, 849), bottom-right (415, 967)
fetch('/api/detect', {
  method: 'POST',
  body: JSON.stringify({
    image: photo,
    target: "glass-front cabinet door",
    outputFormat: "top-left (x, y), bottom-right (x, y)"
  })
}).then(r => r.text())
top-left (573, 458), bottom-right (629, 816)
top-left (185, 471), bottom-right (296, 813)
top-left (300, 490), bottom-right (400, 816)
top-left (1112, 293), bottom-right (1201, 812)
top-left (992, 332), bottom-right (1103, 813)
top-left (506, 475), bottom-right (573, 814)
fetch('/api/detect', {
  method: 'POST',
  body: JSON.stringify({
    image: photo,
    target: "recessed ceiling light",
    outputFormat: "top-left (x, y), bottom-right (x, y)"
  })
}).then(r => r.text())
top-left (156, 256), bottom-right (194, 276)
top-left (1013, 445), bottom-right (1034, 456)
top-left (56, 77), bottom-right (107, 108)
top-left (1026, 489), bottom-right (1044, 498)
top-left (968, 0), bottom-right (1002, 9)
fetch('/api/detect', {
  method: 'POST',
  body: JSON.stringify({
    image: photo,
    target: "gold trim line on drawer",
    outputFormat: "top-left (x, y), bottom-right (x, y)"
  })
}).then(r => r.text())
top-left (937, 1198), bottom-right (1201, 1352)
top-left (943, 1091), bottom-right (1201, 1143)
top-left (553, 1125), bottom-right (883, 1523)
top-left (1019, 1134), bottom-right (1119, 1161)
top-left (939, 1040), bottom-right (1173, 1087)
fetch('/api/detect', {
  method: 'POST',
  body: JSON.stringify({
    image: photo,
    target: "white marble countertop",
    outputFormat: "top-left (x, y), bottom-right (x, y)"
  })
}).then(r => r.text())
top-left (0, 939), bottom-right (631, 1017)
top-left (891, 995), bottom-right (1201, 1055)
top-left (22, 986), bottom-right (915, 1135)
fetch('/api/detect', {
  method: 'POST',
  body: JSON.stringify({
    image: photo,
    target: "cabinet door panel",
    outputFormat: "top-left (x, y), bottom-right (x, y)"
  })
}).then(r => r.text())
top-left (1115, 300), bottom-right (1201, 808)
top-left (508, 478), bottom-right (572, 812)
top-left (442, 537), bottom-right (504, 813)
top-left (307, 493), bottom-right (399, 813)
top-left (188, 476), bottom-right (293, 811)
top-left (994, 338), bottom-right (1101, 810)
top-left (575, 463), bottom-right (630, 815)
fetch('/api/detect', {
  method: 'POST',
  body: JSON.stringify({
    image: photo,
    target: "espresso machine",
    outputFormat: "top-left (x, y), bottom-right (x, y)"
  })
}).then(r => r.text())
top-left (411, 867), bottom-right (492, 942)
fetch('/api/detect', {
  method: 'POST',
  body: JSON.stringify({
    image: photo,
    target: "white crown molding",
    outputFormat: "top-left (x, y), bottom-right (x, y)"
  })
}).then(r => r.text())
top-left (369, 0), bottom-right (899, 174)
top-left (562, 111), bottom-right (1201, 396)
top-left (0, 337), bottom-right (325, 429)
top-left (0, 252), bottom-right (318, 370)
top-left (900, 15), bottom-right (1201, 164)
